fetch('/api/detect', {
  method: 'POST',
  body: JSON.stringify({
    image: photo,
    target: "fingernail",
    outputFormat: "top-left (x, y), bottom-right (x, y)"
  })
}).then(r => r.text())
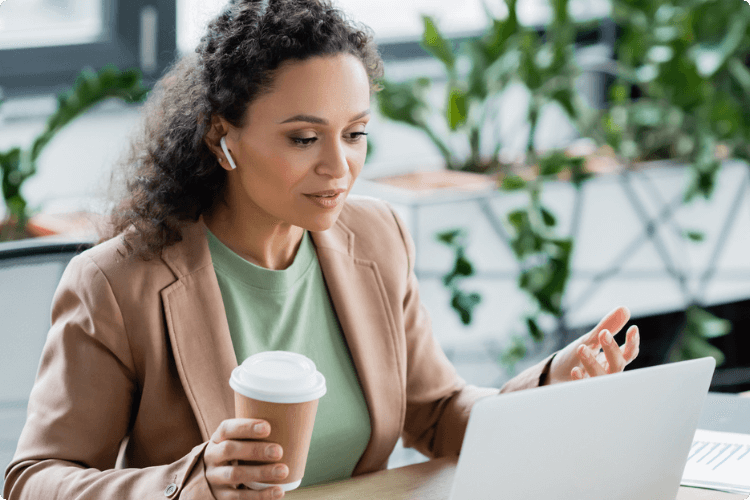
top-left (602, 331), bottom-right (613, 345)
top-left (254, 423), bottom-right (267, 434)
top-left (273, 465), bottom-right (287, 478)
top-left (266, 445), bottom-right (281, 459)
top-left (273, 487), bottom-right (284, 498)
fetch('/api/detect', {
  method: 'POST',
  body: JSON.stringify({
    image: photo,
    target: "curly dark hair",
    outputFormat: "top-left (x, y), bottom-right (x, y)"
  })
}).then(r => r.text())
top-left (103, 0), bottom-right (384, 258)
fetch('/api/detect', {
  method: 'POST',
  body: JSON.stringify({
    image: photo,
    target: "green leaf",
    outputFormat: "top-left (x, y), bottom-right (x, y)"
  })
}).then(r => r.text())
top-left (728, 57), bottom-right (750, 94)
top-left (32, 65), bottom-right (148, 161)
top-left (447, 86), bottom-right (468, 130)
top-left (501, 175), bottom-right (527, 191)
top-left (550, 88), bottom-right (577, 121)
top-left (709, 96), bottom-right (741, 139)
top-left (518, 32), bottom-right (542, 90)
top-left (517, 238), bottom-right (572, 316)
top-left (451, 290), bottom-right (482, 325)
top-left (507, 210), bottom-right (528, 232)
top-left (1, 148), bottom-right (23, 203)
top-left (540, 207), bottom-right (557, 227)
top-left (465, 40), bottom-right (490, 100)
top-left (481, 0), bottom-right (518, 61)
top-left (436, 228), bottom-right (464, 247)
top-left (526, 316), bottom-right (545, 342)
top-left (658, 56), bottom-right (706, 111)
top-left (683, 230), bottom-right (705, 242)
top-left (538, 151), bottom-right (568, 176)
top-left (453, 251), bottom-right (475, 277)
top-left (420, 16), bottom-right (456, 73)
top-left (684, 158), bottom-right (721, 202)
top-left (693, 16), bottom-right (747, 78)
top-left (686, 306), bottom-right (731, 339)
top-left (500, 335), bottom-right (527, 372)
top-left (669, 334), bottom-right (725, 366)
top-left (376, 78), bottom-right (431, 128)
top-left (569, 158), bottom-right (592, 188)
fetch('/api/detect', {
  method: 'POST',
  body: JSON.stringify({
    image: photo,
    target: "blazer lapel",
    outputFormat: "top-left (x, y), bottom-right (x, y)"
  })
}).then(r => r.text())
top-left (160, 221), bottom-right (237, 441)
top-left (312, 224), bottom-right (405, 475)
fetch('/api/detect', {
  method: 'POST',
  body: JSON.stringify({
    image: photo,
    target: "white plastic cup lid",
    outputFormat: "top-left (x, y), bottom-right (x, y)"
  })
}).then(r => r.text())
top-left (230, 351), bottom-right (327, 404)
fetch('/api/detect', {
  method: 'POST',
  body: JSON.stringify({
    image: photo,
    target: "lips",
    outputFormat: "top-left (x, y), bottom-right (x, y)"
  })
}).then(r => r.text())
top-left (304, 189), bottom-right (346, 197)
top-left (303, 189), bottom-right (347, 209)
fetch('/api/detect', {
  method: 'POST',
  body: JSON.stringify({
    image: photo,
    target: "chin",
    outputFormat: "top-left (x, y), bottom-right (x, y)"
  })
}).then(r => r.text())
top-left (304, 216), bottom-right (339, 232)
top-left (301, 209), bottom-right (343, 232)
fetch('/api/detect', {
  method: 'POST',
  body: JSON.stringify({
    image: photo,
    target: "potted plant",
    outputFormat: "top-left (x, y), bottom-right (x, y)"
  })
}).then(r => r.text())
top-left (374, 0), bottom-right (594, 352)
top-left (0, 65), bottom-right (148, 241)
top-left (600, 0), bottom-right (750, 196)
top-left (373, 0), bottom-right (745, 374)
top-left (589, 0), bottom-right (750, 370)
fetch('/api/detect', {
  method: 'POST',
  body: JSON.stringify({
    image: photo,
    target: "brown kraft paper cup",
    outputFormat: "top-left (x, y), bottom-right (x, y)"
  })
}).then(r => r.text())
top-left (234, 391), bottom-right (320, 487)
top-left (229, 351), bottom-right (327, 491)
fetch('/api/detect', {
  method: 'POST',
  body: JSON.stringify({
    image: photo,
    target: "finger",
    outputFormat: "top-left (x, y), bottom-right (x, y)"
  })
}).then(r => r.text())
top-left (209, 439), bottom-right (283, 465)
top-left (215, 483), bottom-right (285, 500)
top-left (621, 325), bottom-right (640, 364)
top-left (577, 344), bottom-right (606, 377)
top-left (207, 462), bottom-right (289, 491)
top-left (570, 366), bottom-right (585, 380)
top-left (585, 306), bottom-right (631, 346)
top-left (212, 419), bottom-right (271, 444)
top-left (599, 329), bottom-right (626, 373)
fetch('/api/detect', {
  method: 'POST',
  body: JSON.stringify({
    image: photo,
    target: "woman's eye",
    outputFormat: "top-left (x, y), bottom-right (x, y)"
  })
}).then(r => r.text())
top-left (291, 137), bottom-right (317, 146)
top-left (290, 132), bottom-right (367, 147)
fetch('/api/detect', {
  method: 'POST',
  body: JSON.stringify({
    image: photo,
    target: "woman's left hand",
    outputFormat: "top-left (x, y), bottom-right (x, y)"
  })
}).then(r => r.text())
top-left (547, 306), bottom-right (640, 384)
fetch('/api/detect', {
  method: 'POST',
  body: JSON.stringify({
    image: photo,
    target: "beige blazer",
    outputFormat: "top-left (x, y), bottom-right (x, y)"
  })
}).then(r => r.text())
top-left (4, 196), bottom-right (549, 499)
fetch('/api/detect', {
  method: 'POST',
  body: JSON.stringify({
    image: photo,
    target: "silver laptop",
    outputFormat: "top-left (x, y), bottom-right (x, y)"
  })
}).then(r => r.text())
top-left (449, 357), bottom-right (716, 500)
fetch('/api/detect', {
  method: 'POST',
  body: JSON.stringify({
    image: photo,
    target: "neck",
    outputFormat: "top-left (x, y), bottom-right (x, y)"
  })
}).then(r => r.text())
top-left (203, 204), bottom-right (304, 271)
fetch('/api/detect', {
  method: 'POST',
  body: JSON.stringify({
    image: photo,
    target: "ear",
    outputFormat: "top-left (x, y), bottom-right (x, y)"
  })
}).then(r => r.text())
top-left (205, 115), bottom-right (232, 169)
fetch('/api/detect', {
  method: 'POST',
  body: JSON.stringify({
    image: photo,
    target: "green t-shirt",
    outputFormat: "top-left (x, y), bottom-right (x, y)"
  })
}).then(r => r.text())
top-left (206, 229), bottom-right (371, 486)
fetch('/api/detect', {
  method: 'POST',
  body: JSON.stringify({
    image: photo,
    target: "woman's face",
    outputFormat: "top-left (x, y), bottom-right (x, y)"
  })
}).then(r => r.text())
top-left (219, 53), bottom-right (372, 232)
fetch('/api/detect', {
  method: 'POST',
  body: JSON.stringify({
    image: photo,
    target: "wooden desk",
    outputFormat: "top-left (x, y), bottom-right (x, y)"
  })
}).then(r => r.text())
top-left (287, 457), bottom-right (745, 500)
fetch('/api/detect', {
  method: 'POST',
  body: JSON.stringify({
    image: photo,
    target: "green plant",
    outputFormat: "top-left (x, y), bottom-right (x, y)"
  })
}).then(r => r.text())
top-left (590, 0), bottom-right (750, 363)
top-left (600, 0), bottom-right (750, 201)
top-left (669, 305), bottom-right (731, 365)
top-left (375, 0), bottom-right (592, 172)
top-left (377, 0), bottom-right (594, 368)
top-left (498, 153), bottom-right (592, 367)
top-left (0, 65), bottom-right (149, 241)
top-left (377, 0), bottom-right (741, 372)
top-left (436, 228), bottom-right (482, 325)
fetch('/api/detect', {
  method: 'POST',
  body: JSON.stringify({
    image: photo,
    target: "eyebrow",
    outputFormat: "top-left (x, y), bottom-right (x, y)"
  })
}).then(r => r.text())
top-left (278, 109), bottom-right (371, 125)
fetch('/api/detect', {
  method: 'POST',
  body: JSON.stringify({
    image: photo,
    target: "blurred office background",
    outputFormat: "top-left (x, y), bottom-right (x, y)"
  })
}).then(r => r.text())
top-left (2, 0), bottom-right (750, 479)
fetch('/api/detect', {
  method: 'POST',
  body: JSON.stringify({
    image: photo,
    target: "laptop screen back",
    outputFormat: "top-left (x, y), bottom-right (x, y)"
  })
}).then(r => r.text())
top-left (449, 357), bottom-right (715, 500)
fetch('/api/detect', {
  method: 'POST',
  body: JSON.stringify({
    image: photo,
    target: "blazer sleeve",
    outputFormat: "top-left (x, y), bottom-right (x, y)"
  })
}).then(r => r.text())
top-left (388, 206), bottom-right (554, 459)
top-left (3, 254), bottom-right (213, 500)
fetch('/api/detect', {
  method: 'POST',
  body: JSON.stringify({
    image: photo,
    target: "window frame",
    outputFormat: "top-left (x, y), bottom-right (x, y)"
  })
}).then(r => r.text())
top-left (0, 0), bottom-right (176, 99)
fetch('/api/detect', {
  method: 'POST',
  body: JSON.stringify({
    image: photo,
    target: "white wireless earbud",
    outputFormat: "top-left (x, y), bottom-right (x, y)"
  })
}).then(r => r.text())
top-left (220, 136), bottom-right (237, 170)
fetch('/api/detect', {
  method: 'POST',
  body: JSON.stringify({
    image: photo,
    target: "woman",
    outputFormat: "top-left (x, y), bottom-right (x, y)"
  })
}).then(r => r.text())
top-left (3, 0), bottom-right (639, 499)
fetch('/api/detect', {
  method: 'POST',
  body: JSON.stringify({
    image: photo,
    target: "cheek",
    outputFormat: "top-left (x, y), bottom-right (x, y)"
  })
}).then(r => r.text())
top-left (349, 149), bottom-right (367, 177)
top-left (249, 149), bottom-right (307, 190)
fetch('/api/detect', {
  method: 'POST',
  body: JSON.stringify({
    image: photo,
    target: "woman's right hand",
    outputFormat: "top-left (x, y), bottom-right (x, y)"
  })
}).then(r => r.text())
top-left (204, 418), bottom-right (289, 499)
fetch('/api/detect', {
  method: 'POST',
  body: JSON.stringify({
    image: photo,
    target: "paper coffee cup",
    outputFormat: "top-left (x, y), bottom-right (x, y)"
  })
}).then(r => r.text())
top-left (229, 351), bottom-right (326, 491)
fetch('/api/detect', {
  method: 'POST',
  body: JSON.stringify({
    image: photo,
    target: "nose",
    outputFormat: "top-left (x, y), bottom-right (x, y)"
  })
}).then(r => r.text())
top-left (315, 137), bottom-right (350, 179)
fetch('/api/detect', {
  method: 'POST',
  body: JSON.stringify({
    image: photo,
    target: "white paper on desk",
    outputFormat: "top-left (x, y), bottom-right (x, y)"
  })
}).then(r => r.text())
top-left (681, 429), bottom-right (750, 495)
